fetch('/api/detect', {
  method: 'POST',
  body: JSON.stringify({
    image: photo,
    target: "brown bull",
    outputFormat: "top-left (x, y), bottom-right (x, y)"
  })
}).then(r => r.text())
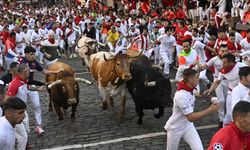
top-left (46, 62), bottom-right (91, 120)
top-left (89, 51), bottom-right (140, 121)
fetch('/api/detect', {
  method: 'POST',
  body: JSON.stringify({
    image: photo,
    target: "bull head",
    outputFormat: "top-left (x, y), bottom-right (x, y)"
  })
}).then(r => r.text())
top-left (77, 37), bottom-right (97, 67)
top-left (144, 75), bottom-right (156, 87)
top-left (47, 77), bottom-right (92, 105)
top-left (47, 78), bottom-right (92, 89)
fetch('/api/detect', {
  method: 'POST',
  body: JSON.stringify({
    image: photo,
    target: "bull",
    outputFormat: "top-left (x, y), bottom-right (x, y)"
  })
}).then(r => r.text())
top-left (126, 55), bottom-right (172, 125)
top-left (46, 62), bottom-right (92, 120)
top-left (89, 51), bottom-right (141, 121)
top-left (77, 36), bottom-right (97, 67)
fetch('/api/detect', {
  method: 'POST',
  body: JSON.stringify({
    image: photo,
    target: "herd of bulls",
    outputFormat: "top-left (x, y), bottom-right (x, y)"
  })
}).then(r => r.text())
top-left (45, 36), bottom-right (173, 125)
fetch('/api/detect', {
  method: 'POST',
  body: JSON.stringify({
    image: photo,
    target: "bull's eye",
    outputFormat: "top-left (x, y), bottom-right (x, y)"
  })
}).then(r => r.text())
top-left (74, 84), bottom-right (77, 90)
top-left (62, 86), bottom-right (66, 92)
top-left (116, 62), bottom-right (121, 66)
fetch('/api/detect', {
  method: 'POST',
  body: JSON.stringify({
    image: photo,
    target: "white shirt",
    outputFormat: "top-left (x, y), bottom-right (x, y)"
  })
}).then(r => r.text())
top-left (38, 28), bottom-right (48, 39)
top-left (159, 27), bottom-right (165, 35)
top-left (218, 62), bottom-right (246, 90)
top-left (21, 31), bottom-right (31, 46)
top-left (31, 31), bottom-right (42, 45)
top-left (164, 89), bottom-right (195, 131)
top-left (184, 31), bottom-right (192, 36)
top-left (0, 116), bottom-right (15, 150)
top-left (235, 32), bottom-right (243, 44)
top-left (240, 38), bottom-right (250, 52)
top-left (192, 40), bottom-right (206, 63)
top-left (157, 34), bottom-right (176, 51)
top-left (231, 83), bottom-right (250, 111)
top-left (16, 32), bottom-right (24, 48)
top-left (207, 56), bottom-right (223, 77)
top-left (65, 28), bottom-right (76, 43)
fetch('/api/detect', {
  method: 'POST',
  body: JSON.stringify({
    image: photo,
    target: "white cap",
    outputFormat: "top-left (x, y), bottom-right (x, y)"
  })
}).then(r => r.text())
top-left (115, 18), bottom-right (121, 22)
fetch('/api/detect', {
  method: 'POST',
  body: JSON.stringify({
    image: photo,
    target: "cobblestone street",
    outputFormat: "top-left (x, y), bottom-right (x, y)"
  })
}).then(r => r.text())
top-left (26, 58), bottom-right (219, 150)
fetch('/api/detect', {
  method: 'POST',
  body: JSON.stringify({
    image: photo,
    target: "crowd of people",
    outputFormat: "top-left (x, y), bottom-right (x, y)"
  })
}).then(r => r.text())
top-left (0, 0), bottom-right (250, 149)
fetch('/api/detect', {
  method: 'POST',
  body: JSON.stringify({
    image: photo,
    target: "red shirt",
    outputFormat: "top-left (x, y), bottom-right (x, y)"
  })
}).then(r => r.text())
top-left (175, 26), bottom-right (187, 45)
top-left (215, 37), bottom-right (228, 52)
top-left (0, 31), bottom-right (10, 44)
top-left (74, 16), bottom-right (82, 25)
top-left (4, 37), bottom-right (16, 56)
top-left (205, 42), bottom-right (216, 62)
top-left (227, 40), bottom-right (242, 54)
top-left (208, 123), bottom-right (250, 150)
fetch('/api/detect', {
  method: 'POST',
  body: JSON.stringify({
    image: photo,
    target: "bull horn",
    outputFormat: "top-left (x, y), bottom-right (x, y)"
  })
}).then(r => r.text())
top-left (145, 81), bottom-right (156, 87)
top-left (144, 74), bottom-right (156, 87)
top-left (75, 78), bottom-right (92, 85)
top-left (152, 64), bottom-right (163, 70)
top-left (48, 80), bottom-right (62, 89)
top-left (103, 54), bottom-right (114, 61)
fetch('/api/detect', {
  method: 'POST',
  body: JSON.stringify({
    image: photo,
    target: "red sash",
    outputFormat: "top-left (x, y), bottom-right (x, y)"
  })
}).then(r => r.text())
top-left (66, 29), bottom-right (74, 38)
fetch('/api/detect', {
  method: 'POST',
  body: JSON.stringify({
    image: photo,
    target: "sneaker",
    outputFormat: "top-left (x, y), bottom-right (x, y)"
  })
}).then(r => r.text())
top-left (69, 54), bottom-right (73, 58)
top-left (73, 53), bottom-right (77, 57)
top-left (35, 126), bottom-right (45, 135)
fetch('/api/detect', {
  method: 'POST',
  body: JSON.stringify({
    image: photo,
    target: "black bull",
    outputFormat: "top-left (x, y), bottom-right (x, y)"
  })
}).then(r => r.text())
top-left (126, 56), bottom-right (173, 125)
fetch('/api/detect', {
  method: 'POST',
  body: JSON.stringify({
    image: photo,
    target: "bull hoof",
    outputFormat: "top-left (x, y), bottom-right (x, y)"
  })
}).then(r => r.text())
top-left (58, 116), bottom-right (64, 120)
top-left (117, 115), bottom-right (124, 122)
top-left (109, 98), bottom-right (114, 107)
top-left (137, 119), bottom-right (143, 125)
top-left (49, 107), bottom-right (53, 112)
top-left (154, 113), bottom-right (162, 119)
top-left (70, 117), bottom-right (75, 122)
top-left (101, 101), bottom-right (108, 110)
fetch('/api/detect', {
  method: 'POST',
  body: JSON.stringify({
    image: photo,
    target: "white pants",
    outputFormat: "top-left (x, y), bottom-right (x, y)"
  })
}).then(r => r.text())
top-left (0, 106), bottom-right (2, 116)
top-left (166, 124), bottom-right (203, 150)
top-left (161, 51), bottom-right (172, 75)
top-left (143, 48), bottom-right (154, 58)
top-left (16, 112), bottom-right (29, 150)
top-left (102, 34), bottom-right (107, 43)
top-left (16, 45), bottom-right (25, 56)
top-left (28, 90), bottom-right (42, 126)
top-left (0, 55), bottom-right (3, 67)
top-left (153, 46), bottom-right (160, 65)
top-left (5, 56), bottom-right (18, 69)
top-left (176, 44), bottom-right (183, 58)
top-left (107, 42), bottom-right (114, 52)
top-left (32, 45), bottom-right (42, 62)
top-left (215, 81), bottom-right (228, 122)
top-left (199, 70), bottom-right (210, 85)
top-left (223, 91), bottom-right (232, 127)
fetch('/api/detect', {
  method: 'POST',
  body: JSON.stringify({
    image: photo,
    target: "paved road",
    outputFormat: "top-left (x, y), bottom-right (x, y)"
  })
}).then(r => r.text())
top-left (25, 57), bottom-right (219, 150)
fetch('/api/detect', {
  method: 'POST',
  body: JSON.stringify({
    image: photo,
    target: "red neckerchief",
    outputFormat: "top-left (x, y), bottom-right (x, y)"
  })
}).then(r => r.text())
top-left (177, 80), bottom-right (195, 93)
top-left (220, 63), bottom-right (236, 74)
top-left (48, 38), bottom-right (55, 44)
top-left (15, 75), bottom-right (27, 84)
top-left (247, 37), bottom-right (250, 43)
